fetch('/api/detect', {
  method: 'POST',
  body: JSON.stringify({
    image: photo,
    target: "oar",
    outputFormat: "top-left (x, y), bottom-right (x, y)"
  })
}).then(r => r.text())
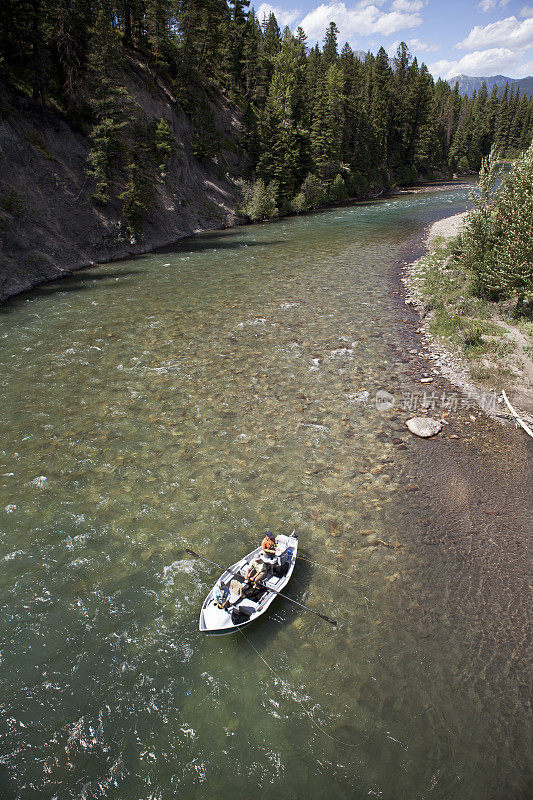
top-left (185, 548), bottom-right (337, 627)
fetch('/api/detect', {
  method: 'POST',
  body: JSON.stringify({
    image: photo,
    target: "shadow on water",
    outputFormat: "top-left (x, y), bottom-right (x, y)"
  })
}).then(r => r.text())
top-left (0, 766), bottom-right (15, 800)
top-left (0, 270), bottom-right (141, 313)
top-left (1, 236), bottom-right (286, 314)
top-left (155, 236), bottom-right (285, 255)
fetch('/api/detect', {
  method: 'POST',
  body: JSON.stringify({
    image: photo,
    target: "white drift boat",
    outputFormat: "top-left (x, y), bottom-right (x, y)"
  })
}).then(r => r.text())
top-left (198, 532), bottom-right (299, 635)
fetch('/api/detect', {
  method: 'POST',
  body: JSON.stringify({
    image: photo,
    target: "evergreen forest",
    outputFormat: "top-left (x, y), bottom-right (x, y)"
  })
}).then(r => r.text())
top-left (1, 0), bottom-right (532, 225)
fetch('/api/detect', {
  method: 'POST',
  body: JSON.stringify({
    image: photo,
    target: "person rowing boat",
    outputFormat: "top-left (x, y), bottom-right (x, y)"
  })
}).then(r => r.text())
top-left (245, 553), bottom-right (268, 585)
top-left (244, 532), bottom-right (278, 587)
top-left (194, 532), bottom-right (326, 634)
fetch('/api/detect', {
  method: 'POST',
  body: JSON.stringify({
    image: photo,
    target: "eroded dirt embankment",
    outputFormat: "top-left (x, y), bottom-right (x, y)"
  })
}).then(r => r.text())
top-left (0, 72), bottom-right (244, 302)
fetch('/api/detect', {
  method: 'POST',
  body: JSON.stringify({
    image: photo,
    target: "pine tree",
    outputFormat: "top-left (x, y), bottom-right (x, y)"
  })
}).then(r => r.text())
top-left (144, 0), bottom-right (173, 76)
top-left (370, 47), bottom-right (393, 166)
top-left (178, 0), bottom-right (228, 79)
top-left (406, 63), bottom-right (435, 175)
top-left (191, 93), bottom-right (220, 160)
top-left (322, 21), bottom-right (338, 68)
top-left (495, 82), bottom-right (513, 153)
top-left (304, 44), bottom-right (323, 121)
top-left (241, 9), bottom-right (263, 101)
top-left (256, 30), bottom-right (310, 205)
top-left (311, 63), bottom-right (344, 178)
top-left (154, 117), bottom-right (174, 175)
top-left (86, 9), bottom-right (135, 204)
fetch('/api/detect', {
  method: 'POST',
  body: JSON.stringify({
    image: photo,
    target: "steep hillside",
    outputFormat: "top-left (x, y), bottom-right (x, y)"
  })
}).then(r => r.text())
top-left (0, 63), bottom-right (245, 302)
top-left (1, 0), bottom-right (531, 304)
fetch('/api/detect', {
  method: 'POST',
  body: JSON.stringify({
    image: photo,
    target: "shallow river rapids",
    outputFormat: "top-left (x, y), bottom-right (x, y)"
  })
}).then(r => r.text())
top-left (0, 185), bottom-right (531, 799)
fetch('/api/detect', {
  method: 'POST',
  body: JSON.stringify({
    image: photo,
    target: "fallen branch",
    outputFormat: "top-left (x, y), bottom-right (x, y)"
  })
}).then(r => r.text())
top-left (501, 389), bottom-right (533, 439)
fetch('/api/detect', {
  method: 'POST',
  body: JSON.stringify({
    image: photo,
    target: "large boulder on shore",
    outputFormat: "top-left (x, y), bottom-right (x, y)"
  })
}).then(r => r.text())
top-left (405, 417), bottom-right (442, 438)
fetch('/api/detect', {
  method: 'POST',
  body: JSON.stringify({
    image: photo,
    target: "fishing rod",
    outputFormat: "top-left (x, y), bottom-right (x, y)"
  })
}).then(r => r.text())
top-left (185, 548), bottom-right (337, 627)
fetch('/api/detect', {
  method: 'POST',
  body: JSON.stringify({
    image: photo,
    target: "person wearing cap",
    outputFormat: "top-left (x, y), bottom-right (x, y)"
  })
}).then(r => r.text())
top-left (245, 553), bottom-right (268, 585)
top-left (215, 580), bottom-right (230, 609)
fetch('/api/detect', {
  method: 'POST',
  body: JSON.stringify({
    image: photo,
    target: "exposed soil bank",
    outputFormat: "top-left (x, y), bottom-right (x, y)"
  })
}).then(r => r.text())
top-left (0, 70), bottom-right (453, 305)
top-left (0, 77), bottom-right (244, 303)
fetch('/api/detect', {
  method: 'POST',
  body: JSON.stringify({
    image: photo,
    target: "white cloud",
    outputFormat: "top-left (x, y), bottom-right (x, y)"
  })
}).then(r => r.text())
top-left (428, 59), bottom-right (455, 79)
top-left (520, 6), bottom-right (533, 17)
top-left (429, 47), bottom-right (525, 79)
top-left (256, 3), bottom-right (301, 27)
top-left (388, 37), bottom-right (439, 56)
top-left (457, 15), bottom-right (533, 50)
top-left (299, 2), bottom-right (422, 43)
top-left (391, 0), bottom-right (425, 11)
top-left (407, 37), bottom-right (439, 53)
top-left (477, 0), bottom-right (510, 12)
top-left (515, 60), bottom-right (533, 74)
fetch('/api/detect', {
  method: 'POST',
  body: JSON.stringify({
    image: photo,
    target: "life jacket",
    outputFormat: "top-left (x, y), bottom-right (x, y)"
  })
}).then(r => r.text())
top-left (262, 536), bottom-right (276, 555)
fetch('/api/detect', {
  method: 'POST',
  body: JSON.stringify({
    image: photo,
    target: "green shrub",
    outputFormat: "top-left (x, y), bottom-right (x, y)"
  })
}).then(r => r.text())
top-left (460, 141), bottom-right (533, 307)
top-left (346, 170), bottom-right (368, 197)
top-left (491, 141), bottom-right (533, 307)
top-left (329, 173), bottom-right (348, 202)
top-left (120, 160), bottom-right (153, 240)
top-left (87, 118), bottom-right (124, 204)
top-left (240, 179), bottom-right (278, 221)
top-left (395, 164), bottom-right (417, 185)
top-left (290, 192), bottom-right (307, 214)
top-left (155, 118), bottom-right (175, 177)
top-left (1, 189), bottom-right (25, 216)
top-left (300, 173), bottom-right (326, 208)
top-left (463, 322), bottom-right (484, 349)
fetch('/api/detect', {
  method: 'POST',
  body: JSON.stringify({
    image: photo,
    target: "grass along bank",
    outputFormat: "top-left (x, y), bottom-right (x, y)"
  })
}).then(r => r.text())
top-left (403, 214), bottom-right (533, 423)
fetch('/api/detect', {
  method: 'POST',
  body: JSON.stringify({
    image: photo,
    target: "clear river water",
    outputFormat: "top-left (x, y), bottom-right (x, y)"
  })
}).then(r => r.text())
top-left (0, 185), bottom-right (531, 800)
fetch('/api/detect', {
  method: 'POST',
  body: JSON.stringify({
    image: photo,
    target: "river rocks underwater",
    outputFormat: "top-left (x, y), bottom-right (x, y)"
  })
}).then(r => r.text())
top-left (0, 186), bottom-right (531, 799)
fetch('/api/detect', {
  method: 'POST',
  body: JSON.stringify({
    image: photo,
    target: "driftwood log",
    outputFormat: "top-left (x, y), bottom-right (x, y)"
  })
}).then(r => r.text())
top-left (501, 389), bottom-right (533, 439)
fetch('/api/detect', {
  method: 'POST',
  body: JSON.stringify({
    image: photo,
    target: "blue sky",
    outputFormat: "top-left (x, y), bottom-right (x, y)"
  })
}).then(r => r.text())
top-left (254, 1), bottom-right (533, 79)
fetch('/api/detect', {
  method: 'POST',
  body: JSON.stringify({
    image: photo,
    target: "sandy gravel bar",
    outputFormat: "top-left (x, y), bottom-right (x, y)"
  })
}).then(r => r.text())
top-left (427, 211), bottom-right (467, 245)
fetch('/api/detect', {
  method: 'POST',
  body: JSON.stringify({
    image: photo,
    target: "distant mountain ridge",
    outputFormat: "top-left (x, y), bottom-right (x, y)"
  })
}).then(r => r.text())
top-left (351, 54), bottom-right (533, 99)
top-left (446, 74), bottom-right (533, 98)
top-left (354, 50), bottom-right (396, 69)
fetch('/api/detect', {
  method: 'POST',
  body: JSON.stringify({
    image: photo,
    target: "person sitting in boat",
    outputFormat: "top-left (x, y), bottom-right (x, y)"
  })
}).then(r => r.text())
top-left (245, 554), bottom-right (268, 585)
top-left (215, 580), bottom-right (230, 610)
top-left (261, 531), bottom-right (277, 557)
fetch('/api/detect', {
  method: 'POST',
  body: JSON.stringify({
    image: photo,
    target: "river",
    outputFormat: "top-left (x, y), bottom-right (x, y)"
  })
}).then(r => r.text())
top-left (0, 185), bottom-right (531, 799)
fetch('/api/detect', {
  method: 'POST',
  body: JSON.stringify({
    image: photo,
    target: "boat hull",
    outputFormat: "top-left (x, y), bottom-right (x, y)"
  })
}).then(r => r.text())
top-left (198, 533), bottom-right (298, 634)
